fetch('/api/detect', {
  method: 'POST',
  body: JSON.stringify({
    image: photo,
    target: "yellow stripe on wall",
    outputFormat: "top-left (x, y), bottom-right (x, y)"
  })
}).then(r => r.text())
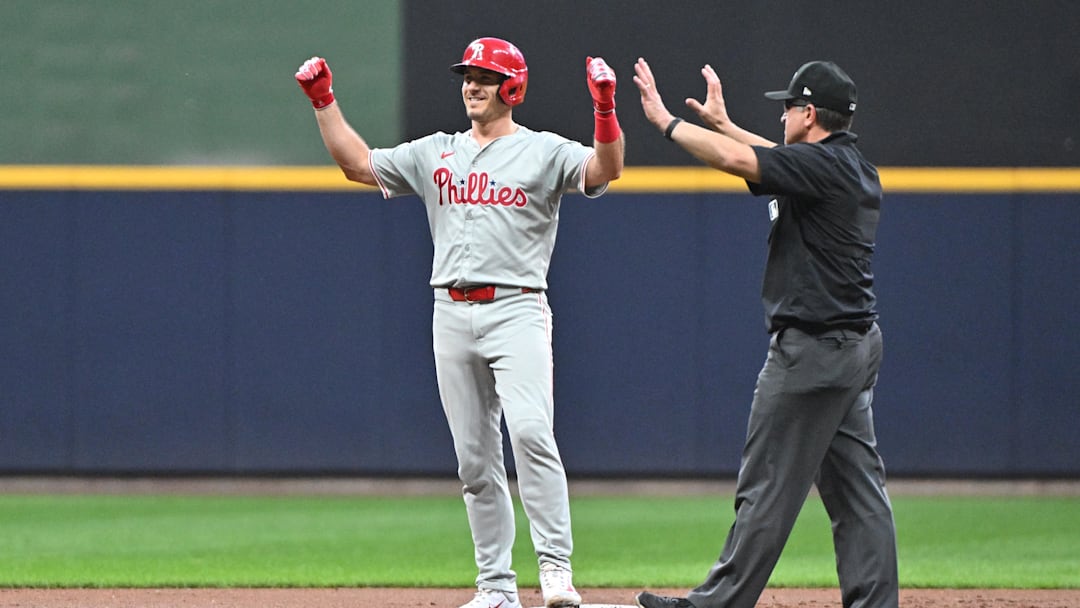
top-left (0, 166), bottom-right (373, 192)
top-left (878, 167), bottom-right (1080, 193)
top-left (1, 165), bottom-right (1080, 193)
top-left (613, 167), bottom-right (1080, 193)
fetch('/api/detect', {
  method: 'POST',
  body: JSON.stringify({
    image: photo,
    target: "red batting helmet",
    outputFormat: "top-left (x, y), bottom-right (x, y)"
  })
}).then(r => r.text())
top-left (450, 37), bottom-right (528, 107)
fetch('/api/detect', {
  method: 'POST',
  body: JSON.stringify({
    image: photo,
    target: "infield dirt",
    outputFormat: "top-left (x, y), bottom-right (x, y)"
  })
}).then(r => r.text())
top-left (2, 587), bottom-right (1079, 608)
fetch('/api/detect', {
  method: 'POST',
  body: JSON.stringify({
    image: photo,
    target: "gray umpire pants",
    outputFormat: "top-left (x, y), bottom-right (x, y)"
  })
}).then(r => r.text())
top-left (688, 323), bottom-right (899, 608)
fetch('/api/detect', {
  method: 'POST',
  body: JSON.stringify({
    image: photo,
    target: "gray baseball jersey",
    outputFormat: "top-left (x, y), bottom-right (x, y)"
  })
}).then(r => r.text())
top-left (368, 126), bottom-right (605, 289)
top-left (367, 125), bottom-right (607, 596)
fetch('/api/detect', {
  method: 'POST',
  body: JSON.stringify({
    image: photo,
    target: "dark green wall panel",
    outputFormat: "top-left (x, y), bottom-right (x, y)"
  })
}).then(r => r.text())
top-left (1, 1), bottom-right (402, 165)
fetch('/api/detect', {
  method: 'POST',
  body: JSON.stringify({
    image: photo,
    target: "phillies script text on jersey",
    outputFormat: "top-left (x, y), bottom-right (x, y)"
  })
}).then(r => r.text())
top-left (434, 168), bottom-right (527, 207)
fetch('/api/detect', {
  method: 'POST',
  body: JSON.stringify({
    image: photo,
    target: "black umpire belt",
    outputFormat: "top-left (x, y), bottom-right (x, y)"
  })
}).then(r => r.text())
top-left (784, 320), bottom-right (874, 335)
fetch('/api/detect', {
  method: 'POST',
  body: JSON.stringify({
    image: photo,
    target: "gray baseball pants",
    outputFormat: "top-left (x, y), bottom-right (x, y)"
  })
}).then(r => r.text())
top-left (432, 289), bottom-right (573, 594)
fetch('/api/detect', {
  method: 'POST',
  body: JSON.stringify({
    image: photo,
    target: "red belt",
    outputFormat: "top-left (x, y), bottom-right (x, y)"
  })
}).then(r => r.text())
top-left (447, 286), bottom-right (537, 302)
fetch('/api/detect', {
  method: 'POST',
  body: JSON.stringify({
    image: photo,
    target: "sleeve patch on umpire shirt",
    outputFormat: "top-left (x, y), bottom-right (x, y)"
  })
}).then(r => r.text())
top-left (768, 199), bottom-right (779, 222)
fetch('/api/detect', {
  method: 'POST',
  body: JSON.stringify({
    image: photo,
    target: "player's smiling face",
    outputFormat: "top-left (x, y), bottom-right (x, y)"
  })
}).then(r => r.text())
top-left (462, 67), bottom-right (509, 122)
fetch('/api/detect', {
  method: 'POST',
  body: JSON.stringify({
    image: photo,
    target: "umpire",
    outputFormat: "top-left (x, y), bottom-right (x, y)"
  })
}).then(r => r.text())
top-left (632, 58), bottom-right (899, 608)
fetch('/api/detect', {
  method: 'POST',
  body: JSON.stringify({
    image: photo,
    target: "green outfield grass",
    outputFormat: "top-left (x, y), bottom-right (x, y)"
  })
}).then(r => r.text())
top-left (0, 493), bottom-right (1076, 588)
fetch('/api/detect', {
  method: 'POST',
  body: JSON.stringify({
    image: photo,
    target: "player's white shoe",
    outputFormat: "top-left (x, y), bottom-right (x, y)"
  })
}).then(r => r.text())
top-left (539, 562), bottom-right (581, 608)
top-left (459, 589), bottom-right (522, 608)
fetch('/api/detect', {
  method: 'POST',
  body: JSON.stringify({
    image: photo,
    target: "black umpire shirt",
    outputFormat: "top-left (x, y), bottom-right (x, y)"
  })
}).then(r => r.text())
top-left (746, 131), bottom-right (881, 334)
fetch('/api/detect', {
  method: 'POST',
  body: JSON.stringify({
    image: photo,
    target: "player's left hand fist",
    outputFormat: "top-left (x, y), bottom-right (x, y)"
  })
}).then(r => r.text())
top-left (295, 56), bottom-right (335, 109)
top-left (587, 56), bottom-right (616, 113)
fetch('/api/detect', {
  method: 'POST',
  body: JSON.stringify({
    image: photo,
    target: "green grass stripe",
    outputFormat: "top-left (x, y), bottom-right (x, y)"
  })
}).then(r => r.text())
top-left (0, 494), bottom-right (1076, 588)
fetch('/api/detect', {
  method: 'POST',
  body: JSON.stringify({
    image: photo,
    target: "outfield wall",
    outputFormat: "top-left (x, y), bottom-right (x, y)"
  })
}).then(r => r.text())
top-left (2, 1), bottom-right (1078, 477)
top-left (2, 169), bottom-right (1077, 477)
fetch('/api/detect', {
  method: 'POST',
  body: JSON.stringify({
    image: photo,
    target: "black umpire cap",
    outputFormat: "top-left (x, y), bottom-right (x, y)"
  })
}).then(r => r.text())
top-left (765, 61), bottom-right (857, 115)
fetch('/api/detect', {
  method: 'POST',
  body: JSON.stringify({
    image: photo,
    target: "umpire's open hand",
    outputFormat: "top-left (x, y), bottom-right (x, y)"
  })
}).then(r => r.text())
top-left (633, 57), bottom-right (676, 134)
top-left (686, 64), bottom-right (733, 133)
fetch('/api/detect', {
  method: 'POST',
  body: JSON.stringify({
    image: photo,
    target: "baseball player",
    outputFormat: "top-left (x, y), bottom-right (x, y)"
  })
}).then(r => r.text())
top-left (631, 58), bottom-right (899, 608)
top-left (295, 37), bottom-right (624, 608)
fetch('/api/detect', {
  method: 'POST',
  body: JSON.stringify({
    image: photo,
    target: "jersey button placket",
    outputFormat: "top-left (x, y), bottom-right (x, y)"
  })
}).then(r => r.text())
top-left (460, 204), bottom-right (477, 279)
top-left (458, 156), bottom-right (481, 281)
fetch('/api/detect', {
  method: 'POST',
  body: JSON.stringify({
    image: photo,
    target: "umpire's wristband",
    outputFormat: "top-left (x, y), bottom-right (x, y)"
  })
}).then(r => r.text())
top-left (664, 117), bottom-right (684, 140)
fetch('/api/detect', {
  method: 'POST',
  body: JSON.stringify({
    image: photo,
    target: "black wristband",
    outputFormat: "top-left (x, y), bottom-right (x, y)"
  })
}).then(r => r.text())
top-left (664, 117), bottom-right (684, 140)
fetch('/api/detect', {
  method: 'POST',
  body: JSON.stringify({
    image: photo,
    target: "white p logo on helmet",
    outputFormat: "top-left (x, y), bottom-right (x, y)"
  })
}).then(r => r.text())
top-left (467, 41), bottom-right (485, 63)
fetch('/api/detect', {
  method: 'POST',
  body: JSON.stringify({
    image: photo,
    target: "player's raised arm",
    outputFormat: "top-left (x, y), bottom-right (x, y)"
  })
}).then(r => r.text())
top-left (295, 56), bottom-right (378, 186)
top-left (583, 56), bottom-right (624, 189)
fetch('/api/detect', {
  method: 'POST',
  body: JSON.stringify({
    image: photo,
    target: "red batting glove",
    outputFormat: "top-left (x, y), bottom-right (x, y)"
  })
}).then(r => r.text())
top-left (587, 56), bottom-right (616, 113)
top-left (295, 56), bottom-right (335, 109)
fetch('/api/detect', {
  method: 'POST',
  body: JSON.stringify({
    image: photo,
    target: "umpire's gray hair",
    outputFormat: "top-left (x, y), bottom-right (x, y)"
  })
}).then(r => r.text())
top-left (816, 106), bottom-right (854, 132)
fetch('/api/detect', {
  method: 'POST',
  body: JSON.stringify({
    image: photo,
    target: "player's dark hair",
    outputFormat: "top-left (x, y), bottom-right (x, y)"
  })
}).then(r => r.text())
top-left (815, 106), bottom-right (853, 132)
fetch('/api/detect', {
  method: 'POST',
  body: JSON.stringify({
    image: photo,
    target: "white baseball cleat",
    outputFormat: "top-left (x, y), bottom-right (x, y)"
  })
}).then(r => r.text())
top-left (460, 589), bottom-right (523, 608)
top-left (539, 562), bottom-right (582, 608)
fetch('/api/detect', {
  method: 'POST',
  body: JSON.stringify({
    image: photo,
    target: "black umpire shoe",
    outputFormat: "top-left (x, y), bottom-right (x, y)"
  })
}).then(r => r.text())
top-left (636, 591), bottom-right (695, 608)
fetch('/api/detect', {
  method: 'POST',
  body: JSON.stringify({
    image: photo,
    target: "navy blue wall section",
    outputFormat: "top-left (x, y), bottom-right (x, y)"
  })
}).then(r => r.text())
top-left (1014, 196), bottom-right (1080, 473)
top-left (873, 196), bottom-right (1016, 474)
top-left (2, 190), bottom-right (1077, 476)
